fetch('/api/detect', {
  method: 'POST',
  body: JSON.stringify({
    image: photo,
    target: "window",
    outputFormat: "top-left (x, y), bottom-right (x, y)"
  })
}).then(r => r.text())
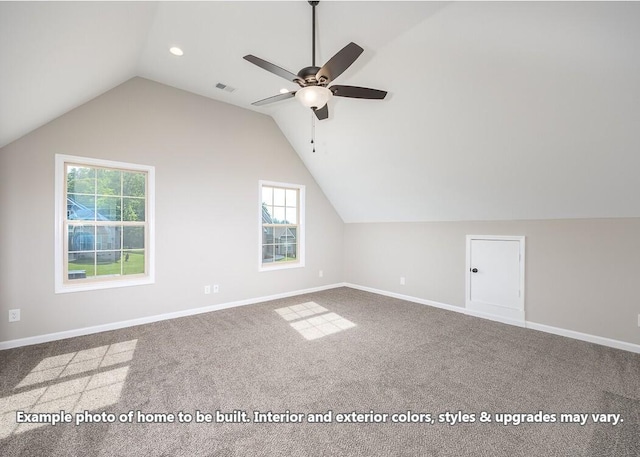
top-left (259, 181), bottom-right (305, 271)
top-left (55, 154), bottom-right (155, 293)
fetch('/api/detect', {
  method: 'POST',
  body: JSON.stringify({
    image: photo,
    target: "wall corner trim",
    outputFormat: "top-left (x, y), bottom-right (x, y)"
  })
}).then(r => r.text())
top-left (343, 283), bottom-right (640, 354)
top-left (0, 283), bottom-right (347, 351)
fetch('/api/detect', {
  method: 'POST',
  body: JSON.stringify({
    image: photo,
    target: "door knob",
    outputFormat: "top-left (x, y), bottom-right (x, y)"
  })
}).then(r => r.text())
top-left (471, 268), bottom-right (478, 273)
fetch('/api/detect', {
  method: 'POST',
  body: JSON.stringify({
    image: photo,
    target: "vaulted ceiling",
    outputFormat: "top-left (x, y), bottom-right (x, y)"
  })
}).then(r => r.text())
top-left (2, 1), bottom-right (640, 222)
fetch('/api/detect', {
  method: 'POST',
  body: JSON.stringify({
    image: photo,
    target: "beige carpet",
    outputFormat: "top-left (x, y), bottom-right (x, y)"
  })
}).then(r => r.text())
top-left (1, 287), bottom-right (638, 456)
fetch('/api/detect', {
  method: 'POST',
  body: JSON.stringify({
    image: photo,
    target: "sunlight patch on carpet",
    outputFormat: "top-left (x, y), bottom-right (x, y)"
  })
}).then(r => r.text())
top-left (275, 302), bottom-right (356, 340)
top-left (0, 340), bottom-right (137, 439)
top-left (16, 339), bottom-right (137, 388)
top-left (274, 302), bottom-right (328, 321)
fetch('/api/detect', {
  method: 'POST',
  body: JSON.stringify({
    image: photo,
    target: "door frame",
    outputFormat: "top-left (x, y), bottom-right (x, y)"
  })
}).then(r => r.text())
top-left (465, 235), bottom-right (526, 327)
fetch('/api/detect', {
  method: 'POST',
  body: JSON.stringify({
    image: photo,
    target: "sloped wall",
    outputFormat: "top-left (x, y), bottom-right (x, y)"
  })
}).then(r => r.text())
top-left (0, 77), bottom-right (344, 343)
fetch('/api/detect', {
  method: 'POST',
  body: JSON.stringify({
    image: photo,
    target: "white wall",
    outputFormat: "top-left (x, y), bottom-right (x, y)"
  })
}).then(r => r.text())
top-left (345, 219), bottom-right (640, 346)
top-left (0, 77), bottom-right (344, 343)
top-left (277, 2), bottom-right (640, 224)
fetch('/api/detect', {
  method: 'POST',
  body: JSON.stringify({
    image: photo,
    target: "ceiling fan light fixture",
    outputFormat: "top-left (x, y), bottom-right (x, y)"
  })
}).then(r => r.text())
top-left (295, 86), bottom-right (332, 109)
top-left (244, 1), bottom-right (386, 119)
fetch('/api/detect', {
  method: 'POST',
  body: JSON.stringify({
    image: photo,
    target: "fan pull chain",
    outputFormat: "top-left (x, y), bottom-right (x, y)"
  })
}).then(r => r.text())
top-left (311, 114), bottom-right (316, 153)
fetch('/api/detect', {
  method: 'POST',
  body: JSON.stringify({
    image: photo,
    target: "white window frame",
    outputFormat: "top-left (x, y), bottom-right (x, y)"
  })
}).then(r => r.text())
top-left (259, 180), bottom-right (305, 272)
top-left (54, 154), bottom-right (155, 293)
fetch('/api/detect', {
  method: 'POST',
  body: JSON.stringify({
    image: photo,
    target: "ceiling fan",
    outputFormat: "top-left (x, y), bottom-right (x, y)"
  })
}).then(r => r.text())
top-left (243, 0), bottom-right (387, 120)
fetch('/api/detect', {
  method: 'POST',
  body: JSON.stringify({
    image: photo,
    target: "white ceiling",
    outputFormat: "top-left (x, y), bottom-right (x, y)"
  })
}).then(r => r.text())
top-left (2, 1), bottom-right (640, 222)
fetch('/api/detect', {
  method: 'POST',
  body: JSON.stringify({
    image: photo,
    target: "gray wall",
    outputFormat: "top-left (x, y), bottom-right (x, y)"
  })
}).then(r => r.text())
top-left (1, 76), bottom-right (637, 349)
top-left (344, 219), bottom-right (640, 345)
top-left (0, 77), bottom-right (344, 342)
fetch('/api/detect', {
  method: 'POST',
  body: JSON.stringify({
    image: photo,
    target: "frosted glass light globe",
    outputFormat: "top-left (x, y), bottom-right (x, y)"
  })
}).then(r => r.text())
top-left (295, 86), bottom-right (332, 109)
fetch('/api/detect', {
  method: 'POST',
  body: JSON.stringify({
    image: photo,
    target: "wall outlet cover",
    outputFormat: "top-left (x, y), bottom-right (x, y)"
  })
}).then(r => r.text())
top-left (9, 309), bottom-right (21, 322)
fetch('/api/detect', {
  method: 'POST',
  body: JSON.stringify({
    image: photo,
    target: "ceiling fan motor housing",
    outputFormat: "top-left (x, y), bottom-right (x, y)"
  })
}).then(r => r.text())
top-left (297, 66), bottom-right (324, 86)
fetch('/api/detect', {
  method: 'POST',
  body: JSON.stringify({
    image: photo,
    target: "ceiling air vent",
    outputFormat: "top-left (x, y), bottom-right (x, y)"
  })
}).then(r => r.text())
top-left (215, 82), bottom-right (236, 93)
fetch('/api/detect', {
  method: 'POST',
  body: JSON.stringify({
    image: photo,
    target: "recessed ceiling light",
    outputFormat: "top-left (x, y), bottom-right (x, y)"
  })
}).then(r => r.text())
top-left (169, 47), bottom-right (183, 56)
top-left (279, 88), bottom-right (289, 94)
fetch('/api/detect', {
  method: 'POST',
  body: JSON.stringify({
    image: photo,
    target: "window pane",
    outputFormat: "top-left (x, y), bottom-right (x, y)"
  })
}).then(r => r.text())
top-left (285, 207), bottom-right (297, 224)
top-left (97, 169), bottom-right (122, 196)
top-left (262, 226), bottom-right (274, 246)
top-left (68, 252), bottom-right (95, 279)
top-left (123, 226), bottom-right (144, 249)
top-left (96, 251), bottom-right (122, 276)
top-left (283, 243), bottom-right (297, 260)
top-left (273, 226), bottom-right (294, 241)
top-left (273, 206), bottom-right (285, 223)
top-left (96, 196), bottom-right (121, 221)
top-left (262, 244), bottom-right (275, 263)
top-left (285, 189), bottom-right (297, 207)
top-left (279, 229), bottom-right (296, 244)
top-left (123, 198), bottom-right (145, 222)
top-left (123, 250), bottom-right (145, 275)
top-left (67, 194), bottom-right (96, 220)
top-left (261, 186), bottom-right (273, 206)
top-left (68, 226), bottom-right (95, 252)
top-left (262, 204), bottom-right (273, 223)
top-left (67, 166), bottom-right (95, 194)
top-left (274, 188), bottom-right (285, 206)
top-left (96, 225), bottom-right (120, 251)
top-left (123, 172), bottom-right (145, 197)
top-left (272, 226), bottom-right (283, 240)
top-left (275, 244), bottom-right (296, 262)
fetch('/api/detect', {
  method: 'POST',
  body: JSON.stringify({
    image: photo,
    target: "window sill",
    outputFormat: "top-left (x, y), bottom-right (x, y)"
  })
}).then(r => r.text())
top-left (55, 276), bottom-right (154, 294)
top-left (259, 261), bottom-right (305, 272)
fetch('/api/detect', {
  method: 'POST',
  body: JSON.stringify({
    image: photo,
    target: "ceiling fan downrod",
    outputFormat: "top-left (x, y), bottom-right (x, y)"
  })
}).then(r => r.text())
top-left (310, 1), bottom-right (318, 154)
top-left (311, 1), bottom-right (318, 67)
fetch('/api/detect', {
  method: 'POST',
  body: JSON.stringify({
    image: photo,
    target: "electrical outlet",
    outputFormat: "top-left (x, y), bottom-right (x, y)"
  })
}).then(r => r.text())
top-left (319, 270), bottom-right (324, 278)
top-left (213, 285), bottom-right (219, 293)
top-left (400, 277), bottom-right (405, 285)
top-left (204, 285), bottom-right (211, 295)
top-left (9, 309), bottom-right (20, 322)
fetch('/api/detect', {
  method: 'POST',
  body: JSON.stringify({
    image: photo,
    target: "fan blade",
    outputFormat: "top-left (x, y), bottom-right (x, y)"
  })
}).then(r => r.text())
top-left (313, 104), bottom-right (329, 120)
top-left (315, 42), bottom-right (364, 83)
top-left (243, 55), bottom-right (302, 83)
top-left (252, 91), bottom-right (296, 106)
top-left (330, 85), bottom-right (387, 100)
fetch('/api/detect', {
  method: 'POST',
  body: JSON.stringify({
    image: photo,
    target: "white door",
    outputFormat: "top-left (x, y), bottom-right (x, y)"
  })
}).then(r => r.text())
top-left (466, 235), bottom-right (525, 326)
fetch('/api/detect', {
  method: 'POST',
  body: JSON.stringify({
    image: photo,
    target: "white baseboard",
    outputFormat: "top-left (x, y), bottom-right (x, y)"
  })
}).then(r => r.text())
top-left (344, 283), bottom-right (640, 354)
top-left (344, 283), bottom-right (464, 314)
top-left (465, 308), bottom-right (526, 328)
top-left (524, 321), bottom-right (640, 354)
top-left (0, 283), bottom-right (346, 350)
top-left (4, 282), bottom-right (639, 355)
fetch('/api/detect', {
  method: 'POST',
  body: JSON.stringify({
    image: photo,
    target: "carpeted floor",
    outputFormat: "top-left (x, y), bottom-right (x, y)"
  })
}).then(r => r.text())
top-left (1, 287), bottom-right (639, 456)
